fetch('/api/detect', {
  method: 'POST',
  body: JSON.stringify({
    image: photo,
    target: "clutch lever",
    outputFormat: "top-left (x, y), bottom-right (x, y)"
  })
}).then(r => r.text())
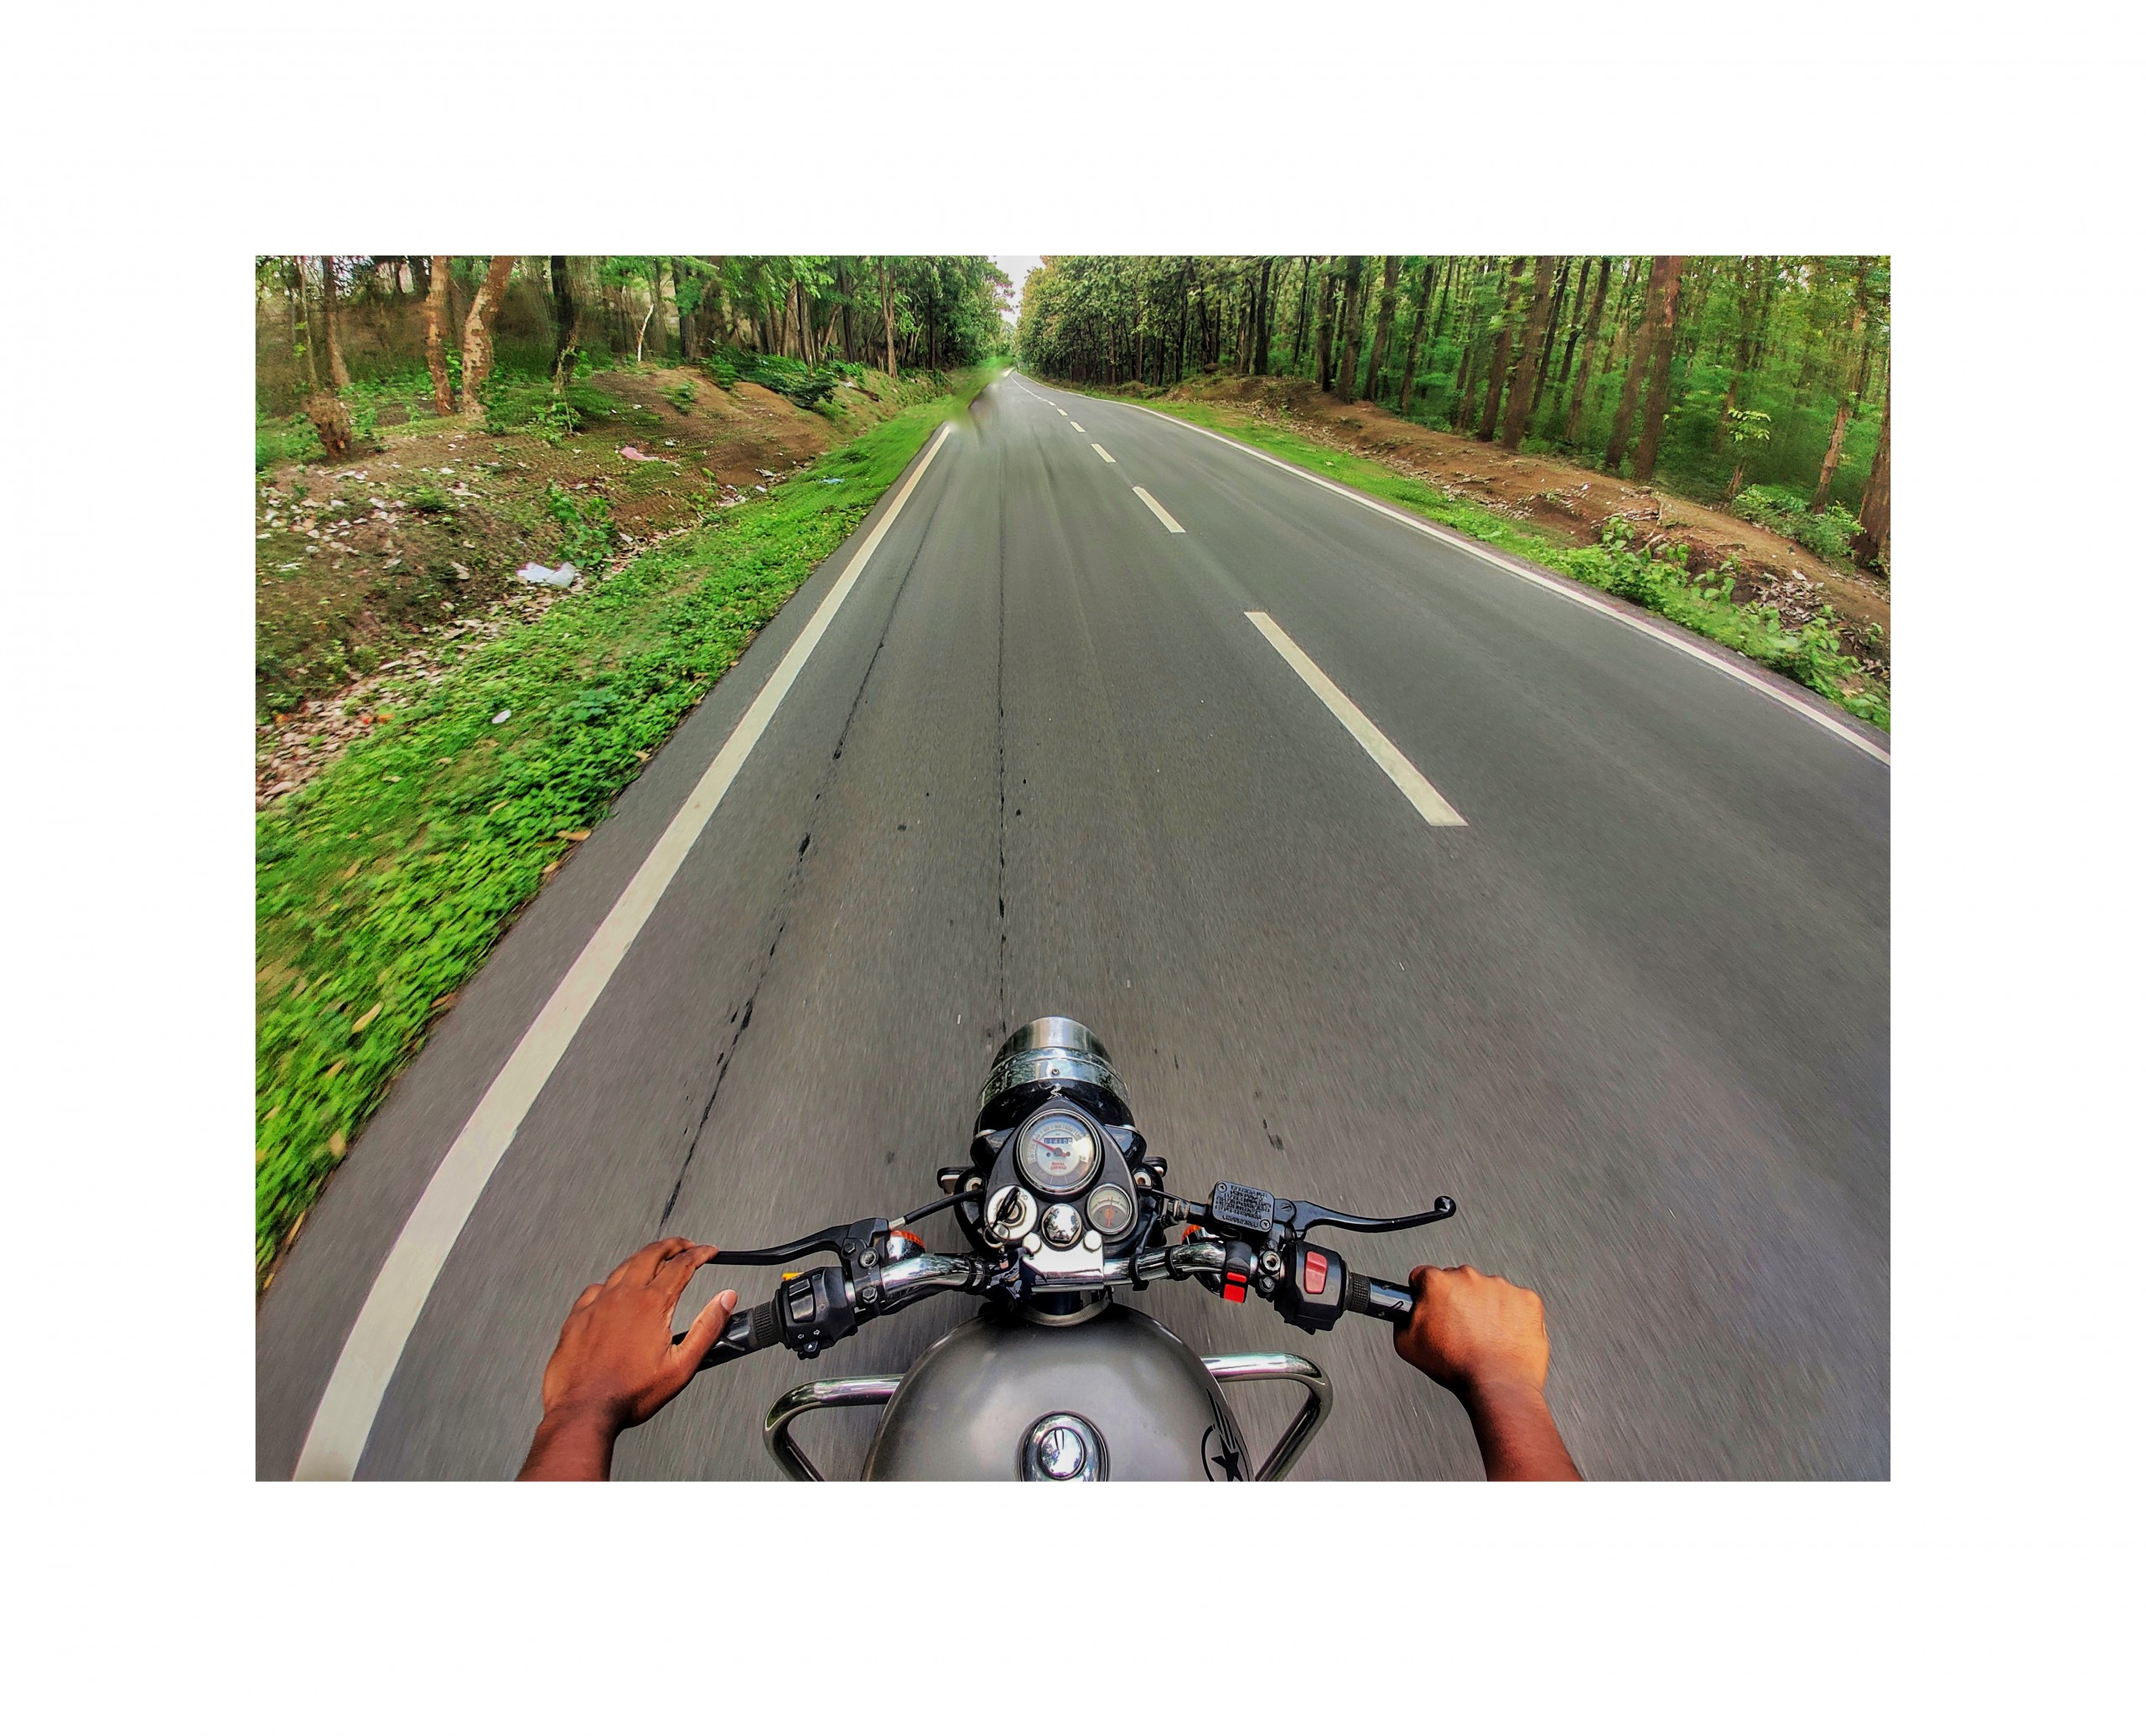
top-left (698, 1193), bottom-right (962, 1272)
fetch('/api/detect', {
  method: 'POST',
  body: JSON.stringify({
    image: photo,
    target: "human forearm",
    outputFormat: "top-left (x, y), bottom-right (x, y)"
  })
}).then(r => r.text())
top-left (517, 1404), bottom-right (621, 1481)
top-left (1459, 1377), bottom-right (1582, 1482)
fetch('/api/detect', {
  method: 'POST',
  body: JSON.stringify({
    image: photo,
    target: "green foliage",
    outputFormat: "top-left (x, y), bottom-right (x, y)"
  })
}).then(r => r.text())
top-left (1732, 484), bottom-right (1865, 565)
top-left (407, 482), bottom-right (454, 514)
top-left (705, 346), bottom-right (851, 409)
top-left (661, 380), bottom-right (696, 414)
top-left (479, 371), bottom-right (618, 443)
top-left (257, 413), bottom-right (322, 470)
top-left (255, 391), bottom-right (972, 1276)
top-left (543, 482), bottom-right (615, 568)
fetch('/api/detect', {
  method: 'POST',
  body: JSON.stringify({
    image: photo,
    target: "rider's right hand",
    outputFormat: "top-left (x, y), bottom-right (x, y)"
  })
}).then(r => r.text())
top-left (1392, 1264), bottom-right (1580, 1480)
top-left (1392, 1263), bottom-right (1552, 1398)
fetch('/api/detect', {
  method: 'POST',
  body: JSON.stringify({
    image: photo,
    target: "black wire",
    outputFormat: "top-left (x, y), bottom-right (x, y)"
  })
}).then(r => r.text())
top-left (892, 1189), bottom-right (973, 1228)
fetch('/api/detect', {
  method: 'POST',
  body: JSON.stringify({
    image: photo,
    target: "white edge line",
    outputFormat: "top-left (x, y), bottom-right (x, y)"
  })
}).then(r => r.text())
top-left (1245, 611), bottom-right (1466, 827)
top-left (1125, 402), bottom-right (1889, 768)
top-left (1132, 485), bottom-right (1184, 533)
top-left (1091, 443), bottom-right (1116, 464)
top-left (291, 422), bottom-right (956, 1481)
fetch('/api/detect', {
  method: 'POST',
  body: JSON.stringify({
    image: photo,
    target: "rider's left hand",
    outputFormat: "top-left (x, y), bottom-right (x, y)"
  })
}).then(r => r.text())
top-left (519, 1237), bottom-right (734, 1479)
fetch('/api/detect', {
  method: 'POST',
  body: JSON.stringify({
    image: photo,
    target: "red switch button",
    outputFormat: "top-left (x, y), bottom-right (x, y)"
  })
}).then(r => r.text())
top-left (1303, 1251), bottom-right (1329, 1296)
top-left (1221, 1275), bottom-right (1247, 1304)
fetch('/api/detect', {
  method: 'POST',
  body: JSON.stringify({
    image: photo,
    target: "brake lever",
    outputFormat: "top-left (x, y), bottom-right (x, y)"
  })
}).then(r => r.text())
top-left (1199, 1180), bottom-right (1457, 1241)
top-left (1286, 1194), bottom-right (1457, 1236)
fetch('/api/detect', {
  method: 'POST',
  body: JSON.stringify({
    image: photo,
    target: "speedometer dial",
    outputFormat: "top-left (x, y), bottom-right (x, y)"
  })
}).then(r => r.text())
top-left (1016, 1111), bottom-right (1101, 1195)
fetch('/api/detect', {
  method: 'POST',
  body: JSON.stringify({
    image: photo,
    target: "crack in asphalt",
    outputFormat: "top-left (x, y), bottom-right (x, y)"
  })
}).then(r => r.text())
top-left (654, 475), bottom-right (954, 1229)
top-left (994, 467), bottom-right (1009, 1044)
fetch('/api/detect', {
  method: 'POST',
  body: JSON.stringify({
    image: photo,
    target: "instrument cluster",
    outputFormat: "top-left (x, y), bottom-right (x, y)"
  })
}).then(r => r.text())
top-left (978, 1099), bottom-right (1145, 1283)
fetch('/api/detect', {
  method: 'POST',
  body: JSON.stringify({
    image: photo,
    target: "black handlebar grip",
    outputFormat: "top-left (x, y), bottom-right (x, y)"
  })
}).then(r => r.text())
top-left (682, 1298), bottom-right (784, 1371)
top-left (1345, 1272), bottom-right (1415, 1324)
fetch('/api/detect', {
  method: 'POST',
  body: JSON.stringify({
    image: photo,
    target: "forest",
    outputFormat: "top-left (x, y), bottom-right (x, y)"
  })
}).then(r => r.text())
top-left (257, 255), bottom-right (1010, 460)
top-left (1013, 256), bottom-right (1889, 573)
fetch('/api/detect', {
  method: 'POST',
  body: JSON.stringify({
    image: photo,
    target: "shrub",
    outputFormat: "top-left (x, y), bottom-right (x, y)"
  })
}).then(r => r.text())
top-left (1733, 484), bottom-right (1865, 566)
top-left (543, 483), bottom-right (614, 568)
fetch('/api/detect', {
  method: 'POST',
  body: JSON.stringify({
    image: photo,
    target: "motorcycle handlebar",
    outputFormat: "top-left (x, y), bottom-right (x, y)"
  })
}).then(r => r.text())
top-left (685, 1298), bottom-right (785, 1371)
top-left (1345, 1272), bottom-right (1415, 1324)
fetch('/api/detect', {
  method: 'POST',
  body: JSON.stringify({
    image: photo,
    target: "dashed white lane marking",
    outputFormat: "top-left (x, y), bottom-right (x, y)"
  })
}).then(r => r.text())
top-left (290, 424), bottom-right (957, 1481)
top-left (1070, 422), bottom-right (1085, 433)
top-left (1056, 407), bottom-right (1067, 416)
top-left (1133, 485), bottom-right (1184, 533)
top-left (1127, 403), bottom-right (1889, 767)
top-left (1092, 443), bottom-right (1116, 464)
top-left (1246, 611), bottom-right (1467, 828)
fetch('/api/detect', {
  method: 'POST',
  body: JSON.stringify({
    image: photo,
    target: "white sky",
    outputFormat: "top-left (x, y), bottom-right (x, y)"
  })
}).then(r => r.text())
top-left (992, 255), bottom-right (1045, 324)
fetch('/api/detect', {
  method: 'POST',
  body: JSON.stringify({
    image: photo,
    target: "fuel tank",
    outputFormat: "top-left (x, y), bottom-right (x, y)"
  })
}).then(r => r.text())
top-left (862, 1304), bottom-right (1252, 1481)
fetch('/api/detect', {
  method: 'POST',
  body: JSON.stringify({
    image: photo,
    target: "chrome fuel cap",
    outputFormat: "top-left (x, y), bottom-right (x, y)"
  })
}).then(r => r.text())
top-left (1039, 1203), bottom-right (1083, 1247)
top-left (1022, 1412), bottom-right (1107, 1481)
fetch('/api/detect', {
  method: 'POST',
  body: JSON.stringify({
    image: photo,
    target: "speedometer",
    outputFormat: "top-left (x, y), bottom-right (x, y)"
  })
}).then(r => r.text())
top-left (1016, 1110), bottom-right (1101, 1195)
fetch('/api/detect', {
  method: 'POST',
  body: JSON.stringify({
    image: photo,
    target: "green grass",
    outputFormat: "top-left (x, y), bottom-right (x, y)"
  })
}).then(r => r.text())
top-left (255, 383), bottom-right (978, 1278)
top-left (1115, 396), bottom-right (1889, 731)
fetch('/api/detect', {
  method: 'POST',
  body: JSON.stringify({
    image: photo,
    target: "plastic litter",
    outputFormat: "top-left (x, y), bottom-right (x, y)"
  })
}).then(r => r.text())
top-left (492, 709), bottom-right (512, 724)
top-left (516, 562), bottom-right (580, 589)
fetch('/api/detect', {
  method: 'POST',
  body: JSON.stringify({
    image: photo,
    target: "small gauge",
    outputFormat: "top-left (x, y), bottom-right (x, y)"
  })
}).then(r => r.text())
top-left (1016, 1111), bottom-right (1101, 1195)
top-left (1086, 1184), bottom-right (1134, 1238)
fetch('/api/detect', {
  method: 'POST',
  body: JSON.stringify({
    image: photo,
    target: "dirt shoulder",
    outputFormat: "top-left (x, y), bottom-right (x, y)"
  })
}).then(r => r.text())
top-left (256, 363), bottom-right (936, 804)
top-left (1126, 374), bottom-right (1889, 670)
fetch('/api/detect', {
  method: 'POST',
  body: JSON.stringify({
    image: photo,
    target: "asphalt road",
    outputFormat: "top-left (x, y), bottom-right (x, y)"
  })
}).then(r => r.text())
top-left (257, 374), bottom-right (1889, 1480)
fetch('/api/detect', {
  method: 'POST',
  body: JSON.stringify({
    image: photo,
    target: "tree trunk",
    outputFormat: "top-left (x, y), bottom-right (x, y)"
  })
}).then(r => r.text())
top-left (879, 261), bottom-right (899, 376)
top-left (1630, 257), bottom-right (1687, 483)
top-left (1333, 256), bottom-right (1366, 403)
top-left (1253, 257), bottom-right (1275, 375)
top-left (288, 257), bottom-right (319, 394)
top-left (1605, 256), bottom-right (1672, 471)
top-left (1501, 256), bottom-right (1559, 451)
top-left (1314, 261), bottom-right (1337, 391)
top-left (1476, 256), bottom-right (1527, 443)
top-left (1812, 399), bottom-right (1852, 510)
top-left (1292, 257), bottom-right (1313, 373)
top-left (1813, 278), bottom-right (1871, 510)
top-left (458, 255), bottom-right (516, 417)
top-left (549, 256), bottom-right (577, 375)
top-left (669, 258), bottom-right (689, 360)
top-left (1563, 257), bottom-right (1614, 444)
top-left (1363, 254), bottom-right (1401, 402)
top-left (1397, 259), bottom-right (1437, 417)
top-left (319, 257), bottom-right (351, 390)
top-left (1555, 257), bottom-right (1592, 387)
top-left (1529, 257), bottom-right (1570, 416)
top-left (423, 254), bottom-right (453, 415)
top-left (1849, 379), bottom-right (1889, 571)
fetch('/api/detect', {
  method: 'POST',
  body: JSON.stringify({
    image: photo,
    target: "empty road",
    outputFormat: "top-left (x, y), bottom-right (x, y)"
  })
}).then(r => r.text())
top-left (258, 373), bottom-right (1889, 1480)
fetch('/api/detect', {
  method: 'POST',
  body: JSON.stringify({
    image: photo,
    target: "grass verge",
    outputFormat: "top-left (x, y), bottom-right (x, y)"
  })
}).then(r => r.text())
top-left (256, 377), bottom-right (986, 1281)
top-left (1114, 396), bottom-right (1889, 731)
